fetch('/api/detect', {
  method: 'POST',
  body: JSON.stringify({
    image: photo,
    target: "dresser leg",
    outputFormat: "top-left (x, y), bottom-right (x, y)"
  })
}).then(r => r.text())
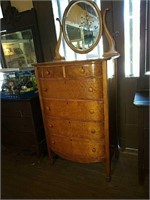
top-left (47, 149), bottom-right (55, 164)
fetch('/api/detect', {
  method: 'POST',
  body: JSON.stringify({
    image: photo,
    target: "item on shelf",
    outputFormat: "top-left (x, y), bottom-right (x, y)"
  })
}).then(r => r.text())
top-left (0, 68), bottom-right (38, 99)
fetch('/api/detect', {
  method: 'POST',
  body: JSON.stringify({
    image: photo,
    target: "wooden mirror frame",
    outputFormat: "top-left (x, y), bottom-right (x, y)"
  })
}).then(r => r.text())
top-left (62, 0), bottom-right (103, 54)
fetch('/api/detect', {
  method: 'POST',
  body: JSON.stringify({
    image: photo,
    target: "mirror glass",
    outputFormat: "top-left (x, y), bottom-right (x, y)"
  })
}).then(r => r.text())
top-left (62, 0), bottom-right (102, 53)
top-left (1, 29), bottom-right (37, 69)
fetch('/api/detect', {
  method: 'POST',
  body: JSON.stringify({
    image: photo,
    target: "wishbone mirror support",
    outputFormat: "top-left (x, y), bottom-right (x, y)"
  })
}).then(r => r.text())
top-left (62, 0), bottom-right (103, 54)
top-left (54, 18), bottom-right (65, 61)
top-left (102, 8), bottom-right (120, 58)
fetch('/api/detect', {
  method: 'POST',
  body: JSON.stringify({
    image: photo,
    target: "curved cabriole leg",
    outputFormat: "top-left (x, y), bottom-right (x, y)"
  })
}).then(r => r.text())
top-left (47, 149), bottom-right (55, 165)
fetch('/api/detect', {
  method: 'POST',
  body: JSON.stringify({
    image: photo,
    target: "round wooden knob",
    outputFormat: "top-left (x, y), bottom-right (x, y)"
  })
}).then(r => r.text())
top-left (92, 148), bottom-right (96, 152)
top-left (52, 141), bottom-right (55, 144)
top-left (49, 124), bottom-right (53, 128)
top-left (43, 88), bottom-right (47, 92)
top-left (88, 87), bottom-right (93, 92)
top-left (91, 129), bottom-right (96, 134)
top-left (46, 70), bottom-right (50, 75)
top-left (80, 68), bottom-right (85, 73)
top-left (46, 106), bottom-right (50, 111)
top-left (89, 109), bottom-right (94, 114)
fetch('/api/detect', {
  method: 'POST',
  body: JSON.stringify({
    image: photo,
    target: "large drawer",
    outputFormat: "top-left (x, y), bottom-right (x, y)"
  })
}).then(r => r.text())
top-left (65, 63), bottom-right (102, 78)
top-left (48, 134), bottom-right (105, 163)
top-left (43, 99), bottom-right (104, 121)
top-left (46, 117), bottom-right (104, 140)
top-left (37, 65), bottom-right (63, 78)
top-left (40, 77), bottom-right (103, 100)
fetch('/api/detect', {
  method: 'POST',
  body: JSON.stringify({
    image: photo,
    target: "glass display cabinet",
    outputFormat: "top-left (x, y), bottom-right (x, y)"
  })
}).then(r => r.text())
top-left (1, 6), bottom-right (43, 69)
top-left (0, 7), bottom-right (42, 99)
top-left (1, 29), bottom-right (37, 69)
top-left (1, 5), bottom-right (46, 157)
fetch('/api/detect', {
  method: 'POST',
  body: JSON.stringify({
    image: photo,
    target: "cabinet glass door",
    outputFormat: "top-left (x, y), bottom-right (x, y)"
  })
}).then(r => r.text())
top-left (1, 29), bottom-right (37, 69)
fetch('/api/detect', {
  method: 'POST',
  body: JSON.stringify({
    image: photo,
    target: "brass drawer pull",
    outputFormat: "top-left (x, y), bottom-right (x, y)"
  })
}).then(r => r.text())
top-left (92, 148), bottom-right (96, 152)
top-left (89, 109), bottom-right (94, 114)
top-left (88, 87), bottom-right (93, 92)
top-left (91, 129), bottom-right (96, 134)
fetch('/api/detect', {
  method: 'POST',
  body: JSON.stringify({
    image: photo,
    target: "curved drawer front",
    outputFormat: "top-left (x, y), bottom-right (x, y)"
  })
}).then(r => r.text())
top-left (37, 66), bottom-right (63, 78)
top-left (46, 117), bottom-right (104, 140)
top-left (65, 63), bottom-right (102, 78)
top-left (48, 134), bottom-right (105, 163)
top-left (40, 78), bottom-right (103, 100)
top-left (43, 99), bottom-right (104, 121)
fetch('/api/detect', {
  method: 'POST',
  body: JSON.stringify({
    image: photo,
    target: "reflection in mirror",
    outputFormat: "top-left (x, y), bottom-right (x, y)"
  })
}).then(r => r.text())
top-left (63, 1), bottom-right (102, 53)
top-left (1, 29), bottom-right (37, 69)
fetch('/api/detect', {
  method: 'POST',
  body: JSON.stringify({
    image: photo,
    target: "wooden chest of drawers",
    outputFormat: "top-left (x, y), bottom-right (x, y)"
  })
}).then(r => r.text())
top-left (34, 59), bottom-right (118, 180)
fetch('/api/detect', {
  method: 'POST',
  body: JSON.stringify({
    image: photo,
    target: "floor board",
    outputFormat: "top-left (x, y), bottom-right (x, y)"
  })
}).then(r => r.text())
top-left (1, 147), bottom-right (149, 199)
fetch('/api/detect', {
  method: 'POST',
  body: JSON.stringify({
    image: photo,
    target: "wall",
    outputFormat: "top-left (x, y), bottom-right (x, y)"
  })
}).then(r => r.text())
top-left (10, 0), bottom-right (33, 12)
top-left (33, 1), bottom-right (57, 61)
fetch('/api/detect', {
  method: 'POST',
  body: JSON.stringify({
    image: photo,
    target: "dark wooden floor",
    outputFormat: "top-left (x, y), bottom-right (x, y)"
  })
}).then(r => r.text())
top-left (1, 147), bottom-right (149, 199)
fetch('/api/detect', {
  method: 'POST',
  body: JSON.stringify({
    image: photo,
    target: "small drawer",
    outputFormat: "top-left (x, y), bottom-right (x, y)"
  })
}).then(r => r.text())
top-left (65, 63), bottom-right (102, 78)
top-left (40, 77), bottom-right (103, 100)
top-left (43, 99), bottom-right (104, 121)
top-left (46, 117), bottom-right (104, 140)
top-left (42, 66), bottom-right (63, 78)
top-left (48, 134), bottom-right (105, 163)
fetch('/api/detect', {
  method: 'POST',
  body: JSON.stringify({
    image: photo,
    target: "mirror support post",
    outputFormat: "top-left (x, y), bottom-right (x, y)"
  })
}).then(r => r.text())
top-left (54, 18), bottom-right (65, 61)
top-left (102, 8), bottom-right (120, 58)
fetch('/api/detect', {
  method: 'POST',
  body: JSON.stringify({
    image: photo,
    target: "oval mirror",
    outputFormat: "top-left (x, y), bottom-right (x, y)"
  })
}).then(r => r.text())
top-left (62, 0), bottom-right (102, 54)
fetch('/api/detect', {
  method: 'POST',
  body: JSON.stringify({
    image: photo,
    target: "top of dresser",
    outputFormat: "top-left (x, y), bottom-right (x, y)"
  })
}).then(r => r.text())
top-left (33, 58), bottom-right (109, 67)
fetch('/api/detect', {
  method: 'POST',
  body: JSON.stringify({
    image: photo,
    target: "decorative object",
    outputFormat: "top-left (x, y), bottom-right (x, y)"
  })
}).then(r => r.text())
top-left (0, 68), bottom-right (37, 99)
